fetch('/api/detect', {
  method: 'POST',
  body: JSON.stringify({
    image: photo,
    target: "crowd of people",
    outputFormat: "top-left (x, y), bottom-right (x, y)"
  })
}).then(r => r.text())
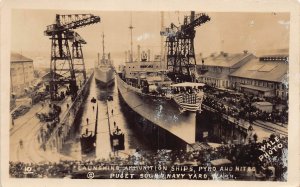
top-left (36, 104), bottom-right (61, 122)
top-left (36, 104), bottom-right (62, 148)
top-left (9, 135), bottom-right (287, 181)
top-left (51, 91), bottom-right (67, 101)
top-left (202, 86), bottom-right (288, 125)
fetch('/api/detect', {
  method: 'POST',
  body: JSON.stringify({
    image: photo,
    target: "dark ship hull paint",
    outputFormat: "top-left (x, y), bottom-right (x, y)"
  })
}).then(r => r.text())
top-left (116, 74), bottom-right (197, 144)
top-left (80, 134), bottom-right (96, 154)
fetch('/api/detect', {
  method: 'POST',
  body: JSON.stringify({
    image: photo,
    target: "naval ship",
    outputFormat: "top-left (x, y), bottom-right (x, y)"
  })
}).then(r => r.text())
top-left (117, 50), bottom-right (205, 144)
top-left (116, 11), bottom-right (209, 145)
top-left (117, 54), bottom-right (204, 144)
top-left (95, 33), bottom-right (115, 87)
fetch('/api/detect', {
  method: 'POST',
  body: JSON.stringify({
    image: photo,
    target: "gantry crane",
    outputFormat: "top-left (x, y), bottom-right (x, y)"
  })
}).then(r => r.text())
top-left (44, 14), bottom-right (100, 100)
top-left (161, 11), bottom-right (210, 82)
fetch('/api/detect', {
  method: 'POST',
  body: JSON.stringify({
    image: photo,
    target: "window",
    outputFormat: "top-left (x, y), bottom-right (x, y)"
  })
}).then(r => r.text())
top-left (263, 82), bottom-right (267, 87)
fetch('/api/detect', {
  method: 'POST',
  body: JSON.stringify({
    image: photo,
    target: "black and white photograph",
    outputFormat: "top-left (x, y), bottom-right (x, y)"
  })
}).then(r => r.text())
top-left (1, 0), bottom-right (300, 186)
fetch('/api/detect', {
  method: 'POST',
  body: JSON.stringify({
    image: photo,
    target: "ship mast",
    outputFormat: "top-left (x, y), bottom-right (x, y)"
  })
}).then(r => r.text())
top-left (129, 13), bottom-right (134, 62)
top-left (160, 11), bottom-right (164, 69)
top-left (102, 33), bottom-right (105, 60)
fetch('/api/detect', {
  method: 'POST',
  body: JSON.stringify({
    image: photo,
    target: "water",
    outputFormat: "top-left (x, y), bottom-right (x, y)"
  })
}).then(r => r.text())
top-left (71, 77), bottom-right (152, 160)
top-left (93, 79), bottom-right (153, 152)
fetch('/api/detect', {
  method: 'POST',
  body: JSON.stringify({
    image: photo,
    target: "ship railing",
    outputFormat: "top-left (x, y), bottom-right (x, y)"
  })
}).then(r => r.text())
top-left (173, 93), bottom-right (202, 104)
top-left (202, 104), bottom-right (249, 131)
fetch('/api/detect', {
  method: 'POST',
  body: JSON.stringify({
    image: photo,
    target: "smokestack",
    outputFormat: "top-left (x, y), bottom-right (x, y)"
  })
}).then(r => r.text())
top-left (184, 17), bottom-right (188, 25)
top-left (147, 49), bottom-right (151, 61)
top-left (137, 45), bottom-right (141, 63)
top-left (191, 11), bottom-right (195, 22)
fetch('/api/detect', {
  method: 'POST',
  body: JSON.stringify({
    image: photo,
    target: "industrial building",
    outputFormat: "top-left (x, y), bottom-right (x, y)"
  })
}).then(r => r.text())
top-left (229, 55), bottom-right (288, 99)
top-left (10, 53), bottom-right (35, 98)
top-left (196, 51), bottom-right (255, 89)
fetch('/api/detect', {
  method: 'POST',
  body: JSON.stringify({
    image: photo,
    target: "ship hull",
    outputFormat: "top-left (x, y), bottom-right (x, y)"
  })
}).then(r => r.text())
top-left (94, 67), bottom-right (115, 87)
top-left (116, 74), bottom-right (197, 144)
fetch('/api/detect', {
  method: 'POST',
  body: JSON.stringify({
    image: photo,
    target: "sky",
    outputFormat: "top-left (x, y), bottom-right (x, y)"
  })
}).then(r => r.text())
top-left (11, 10), bottom-right (289, 68)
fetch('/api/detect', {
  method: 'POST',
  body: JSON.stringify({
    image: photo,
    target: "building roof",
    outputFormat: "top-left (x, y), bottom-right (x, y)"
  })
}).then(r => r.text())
top-left (196, 52), bottom-right (253, 68)
top-left (41, 72), bottom-right (63, 81)
top-left (11, 53), bottom-right (33, 62)
top-left (229, 56), bottom-right (288, 82)
top-left (199, 71), bottom-right (229, 80)
top-left (170, 82), bottom-right (205, 87)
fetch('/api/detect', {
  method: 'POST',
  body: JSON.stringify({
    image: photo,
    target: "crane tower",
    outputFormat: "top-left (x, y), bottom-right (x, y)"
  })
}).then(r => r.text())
top-left (44, 14), bottom-right (100, 100)
top-left (161, 11), bottom-right (210, 82)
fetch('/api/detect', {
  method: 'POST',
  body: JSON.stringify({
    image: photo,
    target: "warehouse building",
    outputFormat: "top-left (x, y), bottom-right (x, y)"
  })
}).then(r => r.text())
top-left (196, 51), bottom-right (255, 89)
top-left (10, 53), bottom-right (35, 98)
top-left (229, 55), bottom-right (288, 99)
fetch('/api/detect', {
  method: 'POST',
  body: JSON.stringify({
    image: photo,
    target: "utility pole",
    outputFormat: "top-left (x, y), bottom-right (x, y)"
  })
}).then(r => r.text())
top-left (160, 11), bottom-right (164, 69)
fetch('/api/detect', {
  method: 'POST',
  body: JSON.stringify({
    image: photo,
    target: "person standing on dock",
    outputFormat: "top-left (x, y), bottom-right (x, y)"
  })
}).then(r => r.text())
top-left (111, 109), bottom-right (114, 115)
top-left (113, 122), bottom-right (117, 134)
top-left (37, 135), bottom-right (41, 143)
top-left (86, 118), bottom-right (89, 125)
top-left (19, 139), bottom-right (23, 149)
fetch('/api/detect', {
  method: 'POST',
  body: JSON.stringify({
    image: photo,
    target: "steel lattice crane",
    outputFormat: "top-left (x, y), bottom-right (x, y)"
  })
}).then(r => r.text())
top-left (161, 11), bottom-right (210, 82)
top-left (71, 31), bottom-right (87, 84)
top-left (44, 14), bottom-right (100, 100)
